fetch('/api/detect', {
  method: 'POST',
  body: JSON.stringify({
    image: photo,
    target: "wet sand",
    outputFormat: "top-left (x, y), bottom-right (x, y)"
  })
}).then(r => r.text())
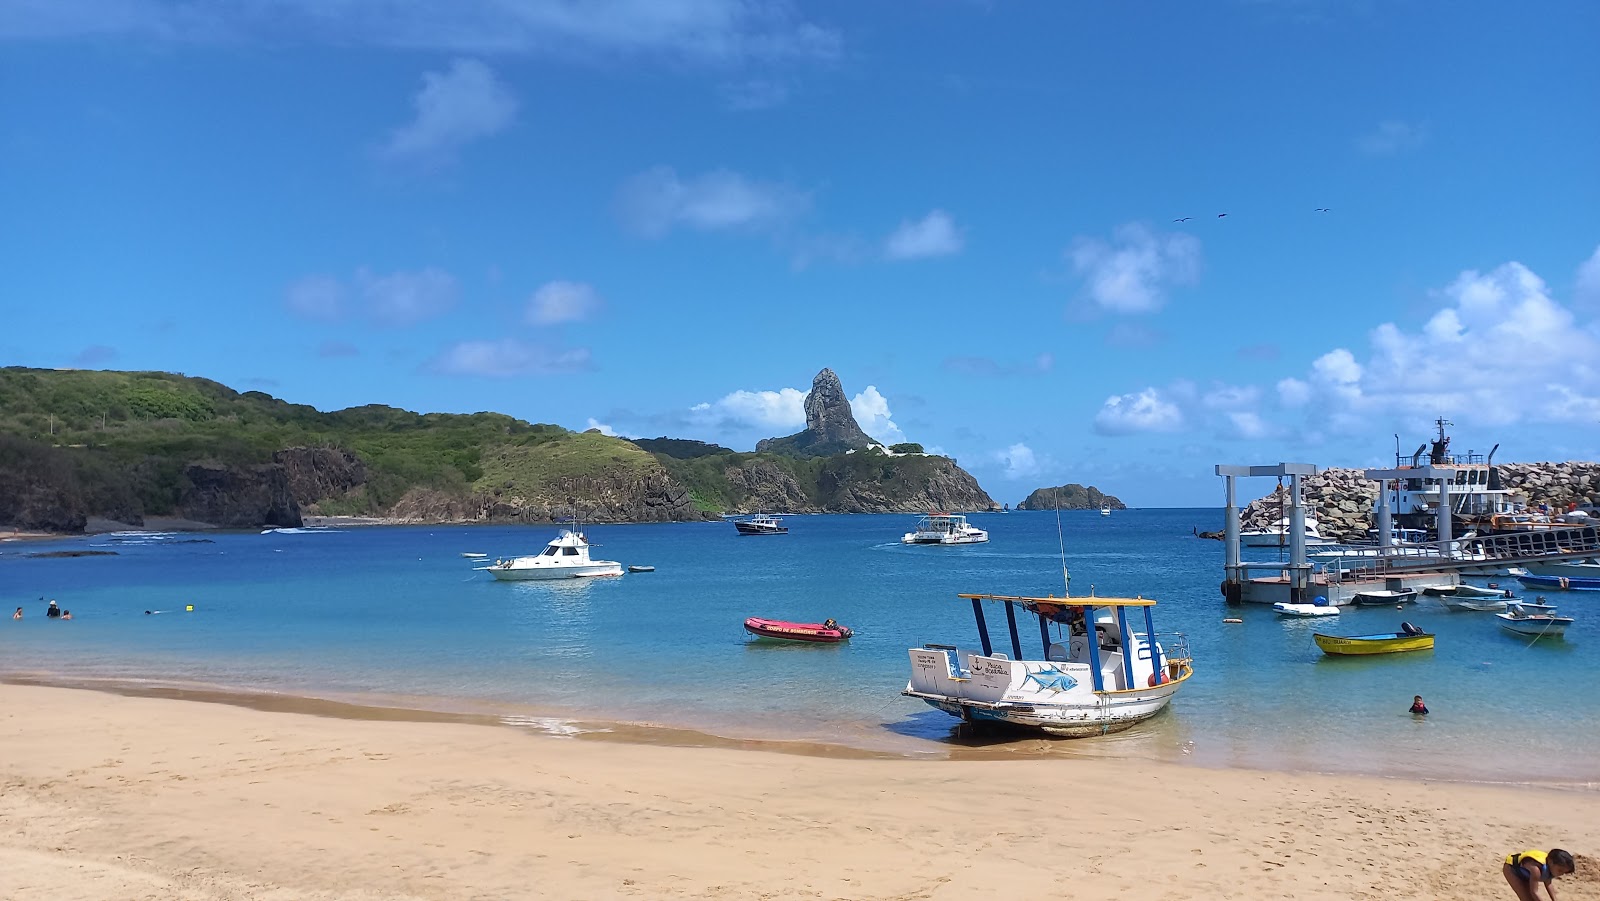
top-left (2, 682), bottom-right (1597, 900)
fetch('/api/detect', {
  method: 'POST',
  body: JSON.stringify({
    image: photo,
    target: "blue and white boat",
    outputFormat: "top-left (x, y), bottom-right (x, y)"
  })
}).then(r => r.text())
top-left (904, 592), bottom-right (1192, 737)
top-left (1517, 573), bottom-right (1600, 592)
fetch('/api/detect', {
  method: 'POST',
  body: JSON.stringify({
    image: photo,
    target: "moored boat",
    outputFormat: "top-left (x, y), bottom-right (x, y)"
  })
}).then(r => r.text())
top-left (484, 529), bottom-right (623, 581)
top-left (1517, 573), bottom-right (1600, 592)
top-left (903, 592), bottom-right (1193, 737)
top-left (1352, 588), bottom-right (1419, 607)
top-left (1239, 516), bottom-right (1338, 548)
top-left (743, 617), bottom-right (852, 643)
top-left (901, 513), bottom-right (988, 545)
top-left (1273, 602), bottom-right (1339, 617)
top-left (1495, 603), bottom-right (1574, 639)
top-left (1313, 623), bottom-right (1434, 656)
top-left (1099, 505), bottom-right (1111, 516)
top-left (1440, 596), bottom-right (1509, 612)
top-left (734, 514), bottom-right (788, 536)
top-left (627, 564), bottom-right (655, 573)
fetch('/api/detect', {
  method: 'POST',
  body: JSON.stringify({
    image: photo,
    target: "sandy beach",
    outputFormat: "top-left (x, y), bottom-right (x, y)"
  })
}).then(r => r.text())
top-left (1, 683), bottom-right (1595, 900)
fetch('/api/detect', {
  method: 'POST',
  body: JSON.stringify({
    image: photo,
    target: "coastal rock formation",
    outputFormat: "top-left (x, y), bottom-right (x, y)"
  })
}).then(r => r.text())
top-left (178, 461), bottom-right (302, 529)
top-left (387, 471), bottom-right (706, 525)
top-left (813, 452), bottom-right (992, 513)
top-left (274, 447), bottom-right (367, 509)
top-left (720, 458), bottom-right (812, 512)
top-left (1239, 469), bottom-right (1379, 543)
top-left (0, 435), bottom-right (90, 532)
top-left (755, 369), bottom-right (875, 458)
top-left (1017, 484), bottom-right (1126, 511)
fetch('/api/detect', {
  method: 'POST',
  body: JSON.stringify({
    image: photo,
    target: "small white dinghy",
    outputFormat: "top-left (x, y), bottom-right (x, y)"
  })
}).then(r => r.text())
top-left (1273, 602), bottom-right (1339, 618)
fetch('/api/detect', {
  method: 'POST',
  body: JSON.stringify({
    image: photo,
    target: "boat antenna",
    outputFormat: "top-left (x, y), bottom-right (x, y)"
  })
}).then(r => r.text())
top-left (1054, 500), bottom-right (1071, 596)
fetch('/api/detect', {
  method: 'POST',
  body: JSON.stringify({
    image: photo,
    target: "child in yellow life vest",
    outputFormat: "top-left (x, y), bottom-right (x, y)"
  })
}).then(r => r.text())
top-left (1503, 848), bottom-right (1574, 900)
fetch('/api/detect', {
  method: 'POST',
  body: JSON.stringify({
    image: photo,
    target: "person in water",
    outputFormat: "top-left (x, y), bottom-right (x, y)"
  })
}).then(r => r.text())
top-left (46, 599), bottom-right (61, 619)
top-left (1503, 848), bottom-right (1574, 900)
top-left (11, 607), bottom-right (21, 620)
top-left (1409, 695), bottom-right (1428, 715)
top-left (61, 610), bottom-right (72, 621)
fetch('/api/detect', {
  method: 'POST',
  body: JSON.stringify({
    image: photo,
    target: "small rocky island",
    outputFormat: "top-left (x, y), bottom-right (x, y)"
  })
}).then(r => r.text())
top-left (1017, 483), bottom-right (1125, 511)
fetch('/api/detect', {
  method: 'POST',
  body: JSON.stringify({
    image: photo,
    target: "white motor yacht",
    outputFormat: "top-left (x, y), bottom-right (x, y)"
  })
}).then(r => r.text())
top-left (1239, 516), bottom-right (1337, 548)
top-left (902, 513), bottom-right (988, 545)
top-left (485, 529), bottom-right (623, 580)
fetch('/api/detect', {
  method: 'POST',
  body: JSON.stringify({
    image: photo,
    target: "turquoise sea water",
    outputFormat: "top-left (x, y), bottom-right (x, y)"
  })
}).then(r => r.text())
top-left (2, 509), bottom-right (1595, 785)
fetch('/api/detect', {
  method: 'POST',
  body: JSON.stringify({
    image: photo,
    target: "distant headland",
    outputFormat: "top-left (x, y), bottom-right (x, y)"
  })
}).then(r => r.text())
top-left (0, 366), bottom-right (992, 533)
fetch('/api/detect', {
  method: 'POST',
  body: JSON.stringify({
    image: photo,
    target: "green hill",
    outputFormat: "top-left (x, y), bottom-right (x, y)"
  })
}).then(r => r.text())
top-left (0, 367), bottom-right (995, 532)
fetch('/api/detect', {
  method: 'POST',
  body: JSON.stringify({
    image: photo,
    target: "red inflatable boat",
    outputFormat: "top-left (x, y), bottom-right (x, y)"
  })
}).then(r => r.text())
top-left (743, 617), bottom-right (853, 643)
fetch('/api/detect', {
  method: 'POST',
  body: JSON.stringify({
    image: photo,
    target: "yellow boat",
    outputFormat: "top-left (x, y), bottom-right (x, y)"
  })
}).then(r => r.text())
top-left (1313, 626), bottom-right (1434, 656)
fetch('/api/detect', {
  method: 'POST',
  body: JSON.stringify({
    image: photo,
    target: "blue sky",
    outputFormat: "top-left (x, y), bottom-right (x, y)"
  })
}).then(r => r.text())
top-left (2, 1), bottom-right (1598, 507)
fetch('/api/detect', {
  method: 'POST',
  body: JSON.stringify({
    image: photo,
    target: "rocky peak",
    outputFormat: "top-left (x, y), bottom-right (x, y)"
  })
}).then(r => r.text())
top-left (755, 368), bottom-right (874, 458)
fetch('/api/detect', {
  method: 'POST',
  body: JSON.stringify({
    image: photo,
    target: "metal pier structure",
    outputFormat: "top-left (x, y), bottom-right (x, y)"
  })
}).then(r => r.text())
top-left (1217, 462), bottom-right (1600, 606)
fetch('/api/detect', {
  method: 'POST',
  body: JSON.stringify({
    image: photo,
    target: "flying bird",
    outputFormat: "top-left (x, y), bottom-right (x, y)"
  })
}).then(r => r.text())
top-left (1314, 207), bottom-right (1331, 212)
top-left (1216, 213), bottom-right (1228, 218)
top-left (1174, 217), bottom-right (1192, 222)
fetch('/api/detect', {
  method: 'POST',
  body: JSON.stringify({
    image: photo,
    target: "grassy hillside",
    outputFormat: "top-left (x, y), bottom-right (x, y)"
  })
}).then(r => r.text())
top-left (0, 367), bottom-right (657, 518)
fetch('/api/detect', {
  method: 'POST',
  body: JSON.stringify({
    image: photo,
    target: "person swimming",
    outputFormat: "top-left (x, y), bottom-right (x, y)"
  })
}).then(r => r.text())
top-left (1409, 695), bottom-right (1428, 715)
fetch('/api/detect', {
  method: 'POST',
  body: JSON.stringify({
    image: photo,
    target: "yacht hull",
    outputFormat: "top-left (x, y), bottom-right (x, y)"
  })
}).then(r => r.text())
top-left (488, 563), bottom-right (623, 580)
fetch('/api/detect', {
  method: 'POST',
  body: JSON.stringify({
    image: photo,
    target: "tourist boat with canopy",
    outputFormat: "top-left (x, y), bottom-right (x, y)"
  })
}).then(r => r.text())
top-left (901, 513), bottom-right (988, 545)
top-left (903, 591), bottom-right (1192, 736)
top-left (484, 529), bottom-right (623, 580)
top-left (734, 514), bottom-right (788, 536)
top-left (1312, 622), bottom-right (1434, 656)
top-left (1239, 516), bottom-right (1338, 548)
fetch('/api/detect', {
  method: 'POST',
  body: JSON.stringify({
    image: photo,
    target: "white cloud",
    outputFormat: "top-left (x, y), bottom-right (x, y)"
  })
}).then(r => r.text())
top-left (1094, 388), bottom-right (1184, 435)
top-left (1069, 223), bottom-right (1201, 313)
top-left (526, 281), bottom-right (603, 325)
top-left (995, 443), bottom-right (1039, 479)
top-left (1576, 245), bottom-right (1600, 311)
top-left (851, 386), bottom-right (906, 445)
top-left (1, 1), bottom-right (842, 64)
top-left (615, 166), bottom-right (809, 237)
top-left (1357, 119), bottom-right (1428, 156)
top-left (691, 387), bottom-right (806, 429)
top-left (1278, 250), bottom-right (1600, 427)
top-left (1223, 411), bottom-right (1272, 440)
top-left (383, 58), bottom-right (516, 165)
top-left (884, 210), bottom-right (964, 260)
top-left (586, 418), bottom-right (617, 436)
top-left (1277, 377), bottom-right (1312, 407)
top-left (428, 339), bottom-right (592, 377)
top-left (358, 267), bottom-right (460, 326)
top-left (284, 275), bottom-right (348, 321)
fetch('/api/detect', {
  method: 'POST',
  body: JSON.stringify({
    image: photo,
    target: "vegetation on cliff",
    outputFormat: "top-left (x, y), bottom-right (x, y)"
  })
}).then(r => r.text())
top-left (1017, 483), bottom-right (1126, 511)
top-left (0, 367), bottom-right (997, 530)
top-left (0, 367), bottom-right (702, 529)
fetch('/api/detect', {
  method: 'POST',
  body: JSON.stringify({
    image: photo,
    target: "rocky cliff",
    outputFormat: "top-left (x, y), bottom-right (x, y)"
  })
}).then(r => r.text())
top-left (178, 461), bottom-right (302, 529)
top-left (274, 447), bottom-right (367, 510)
top-left (755, 369), bottom-right (875, 458)
top-left (387, 471), bottom-right (701, 524)
top-left (1017, 483), bottom-right (1126, 511)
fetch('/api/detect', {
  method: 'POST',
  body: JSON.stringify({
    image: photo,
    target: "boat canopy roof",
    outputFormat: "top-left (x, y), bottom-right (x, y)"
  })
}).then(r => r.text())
top-left (958, 593), bottom-right (1156, 608)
